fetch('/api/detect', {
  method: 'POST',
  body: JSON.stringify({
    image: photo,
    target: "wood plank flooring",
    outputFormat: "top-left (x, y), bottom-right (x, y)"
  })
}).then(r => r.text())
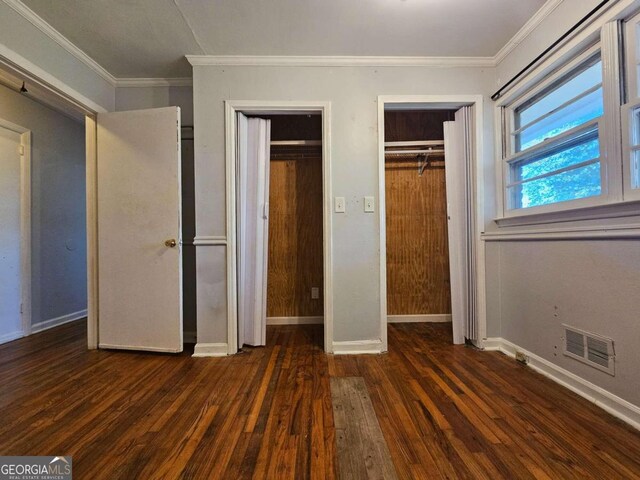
top-left (331, 377), bottom-right (398, 479)
top-left (1, 321), bottom-right (639, 479)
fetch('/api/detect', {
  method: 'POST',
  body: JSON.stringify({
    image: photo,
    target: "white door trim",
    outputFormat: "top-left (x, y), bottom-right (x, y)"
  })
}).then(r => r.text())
top-left (85, 115), bottom-right (98, 349)
top-left (377, 95), bottom-right (487, 350)
top-left (0, 118), bottom-right (32, 338)
top-left (224, 101), bottom-right (333, 354)
top-left (0, 44), bottom-right (104, 350)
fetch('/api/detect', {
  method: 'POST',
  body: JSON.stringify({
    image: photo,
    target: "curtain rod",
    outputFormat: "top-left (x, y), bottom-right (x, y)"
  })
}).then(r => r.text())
top-left (491, 0), bottom-right (611, 102)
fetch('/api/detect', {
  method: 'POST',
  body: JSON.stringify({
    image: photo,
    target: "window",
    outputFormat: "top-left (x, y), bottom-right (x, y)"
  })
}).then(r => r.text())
top-left (504, 51), bottom-right (605, 211)
top-left (497, 16), bottom-right (640, 221)
top-left (628, 108), bottom-right (640, 190)
top-left (624, 13), bottom-right (640, 198)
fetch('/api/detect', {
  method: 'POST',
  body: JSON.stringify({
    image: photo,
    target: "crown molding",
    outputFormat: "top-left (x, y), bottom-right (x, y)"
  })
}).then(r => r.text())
top-left (493, 0), bottom-right (564, 65)
top-left (186, 55), bottom-right (496, 68)
top-left (3, 0), bottom-right (117, 87)
top-left (115, 77), bottom-right (193, 88)
top-left (4, 0), bottom-right (565, 86)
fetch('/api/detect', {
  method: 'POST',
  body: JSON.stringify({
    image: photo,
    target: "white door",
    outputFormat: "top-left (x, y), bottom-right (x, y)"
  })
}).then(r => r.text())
top-left (0, 126), bottom-right (22, 343)
top-left (237, 114), bottom-right (271, 347)
top-left (97, 107), bottom-right (183, 352)
top-left (444, 106), bottom-right (476, 345)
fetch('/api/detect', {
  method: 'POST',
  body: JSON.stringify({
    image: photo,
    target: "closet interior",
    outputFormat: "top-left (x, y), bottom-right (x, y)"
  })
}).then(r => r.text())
top-left (384, 110), bottom-right (455, 329)
top-left (266, 114), bottom-right (324, 326)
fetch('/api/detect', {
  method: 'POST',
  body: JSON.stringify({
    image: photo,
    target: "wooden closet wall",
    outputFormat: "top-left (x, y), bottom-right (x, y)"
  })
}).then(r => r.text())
top-left (385, 111), bottom-right (454, 316)
top-left (265, 115), bottom-right (324, 317)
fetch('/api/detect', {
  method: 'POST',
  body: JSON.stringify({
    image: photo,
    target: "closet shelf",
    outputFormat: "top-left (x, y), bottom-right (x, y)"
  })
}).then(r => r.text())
top-left (270, 140), bottom-right (321, 146)
top-left (270, 140), bottom-right (322, 160)
top-left (384, 140), bottom-right (445, 176)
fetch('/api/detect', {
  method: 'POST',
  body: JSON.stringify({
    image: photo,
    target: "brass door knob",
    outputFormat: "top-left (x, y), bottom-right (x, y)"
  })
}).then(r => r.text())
top-left (164, 239), bottom-right (177, 248)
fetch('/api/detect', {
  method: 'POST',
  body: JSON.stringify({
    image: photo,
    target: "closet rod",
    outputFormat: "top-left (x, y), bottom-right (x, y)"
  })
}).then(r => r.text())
top-left (270, 140), bottom-right (322, 146)
top-left (384, 140), bottom-right (443, 147)
top-left (385, 149), bottom-right (445, 155)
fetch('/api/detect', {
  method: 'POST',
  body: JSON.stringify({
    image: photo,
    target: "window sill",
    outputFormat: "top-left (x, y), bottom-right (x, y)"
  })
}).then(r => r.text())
top-left (494, 198), bottom-right (640, 228)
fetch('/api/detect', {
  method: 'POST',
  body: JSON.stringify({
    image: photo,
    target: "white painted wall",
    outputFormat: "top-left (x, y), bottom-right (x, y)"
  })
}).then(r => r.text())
top-left (487, 240), bottom-right (640, 406)
top-left (494, 0), bottom-right (604, 88)
top-left (0, 125), bottom-right (22, 343)
top-left (487, 0), bottom-right (640, 409)
top-left (115, 86), bottom-right (193, 126)
top-left (0, 2), bottom-right (114, 111)
top-left (0, 84), bottom-right (87, 331)
top-left (191, 65), bottom-right (495, 345)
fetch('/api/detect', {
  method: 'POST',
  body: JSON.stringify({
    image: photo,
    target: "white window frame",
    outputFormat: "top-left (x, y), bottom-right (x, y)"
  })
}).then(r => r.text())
top-left (502, 45), bottom-right (606, 215)
top-left (494, 20), bottom-right (626, 223)
top-left (622, 12), bottom-right (640, 201)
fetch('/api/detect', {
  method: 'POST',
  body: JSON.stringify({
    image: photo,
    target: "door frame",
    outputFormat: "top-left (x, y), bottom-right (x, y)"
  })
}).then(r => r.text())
top-left (377, 95), bottom-right (487, 350)
top-left (0, 46), bottom-right (106, 349)
top-left (0, 118), bottom-right (32, 338)
top-left (224, 101), bottom-right (334, 354)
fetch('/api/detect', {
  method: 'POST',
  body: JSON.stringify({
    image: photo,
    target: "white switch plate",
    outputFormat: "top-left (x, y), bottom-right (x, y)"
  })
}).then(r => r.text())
top-left (335, 196), bottom-right (345, 213)
top-left (364, 196), bottom-right (375, 212)
top-left (311, 287), bottom-right (320, 299)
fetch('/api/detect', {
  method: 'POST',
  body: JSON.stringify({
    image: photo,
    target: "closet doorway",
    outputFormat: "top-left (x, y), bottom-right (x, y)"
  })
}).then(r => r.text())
top-left (378, 96), bottom-right (486, 349)
top-left (384, 110), bottom-right (454, 329)
top-left (226, 102), bottom-right (333, 354)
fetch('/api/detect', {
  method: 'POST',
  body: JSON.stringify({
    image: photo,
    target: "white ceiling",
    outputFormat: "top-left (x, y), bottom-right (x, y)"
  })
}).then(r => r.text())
top-left (21, 0), bottom-right (546, 78)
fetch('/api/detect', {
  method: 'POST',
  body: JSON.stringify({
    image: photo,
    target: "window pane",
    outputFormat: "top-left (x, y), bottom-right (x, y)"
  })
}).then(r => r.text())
top-left (633, 150), bottom-right (640, 189)
top-left (517, 60), bottom-right (602, 127)
top-left (517, 87), bottom-right (603, 151)
top-left (630, 107), bottom-right (640, 190)
top-left (510, 162), bottom-right (601, 209)
top-left (633, 109), bottom-right (640, 146)
top-left (513, 134), bottom-right (599, 183)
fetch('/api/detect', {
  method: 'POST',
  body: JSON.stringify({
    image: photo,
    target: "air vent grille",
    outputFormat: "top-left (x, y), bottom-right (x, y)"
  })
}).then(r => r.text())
top-left (587, 337), bottom-right (610, 368)
top-left (566, 330), bottom-right (585, 357)
top-left (563, 325), bottom-right (614, 376)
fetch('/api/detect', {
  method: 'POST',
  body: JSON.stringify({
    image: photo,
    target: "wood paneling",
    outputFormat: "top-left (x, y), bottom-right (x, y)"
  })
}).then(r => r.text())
top-left (259, 114), bottom-right (321, 141)
top-left (2, 321), bottom-right (640, 479)
top-left (267, 156), bottom-right (323, 317)
top-left (385, 111), bottom-right (454, 315)
top-left (384, 110), bottom-right (454, 142)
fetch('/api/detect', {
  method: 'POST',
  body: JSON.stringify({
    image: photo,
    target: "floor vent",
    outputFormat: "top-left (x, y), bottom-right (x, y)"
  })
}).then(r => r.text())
top-left (563, 325), bottom-right (615, 376)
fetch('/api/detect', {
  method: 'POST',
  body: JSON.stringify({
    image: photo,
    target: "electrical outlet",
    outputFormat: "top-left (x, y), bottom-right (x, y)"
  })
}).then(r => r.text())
top-left (515, 351), bottom-right (529, 364)
top-left (364, 196), bottom-right (375, 212)
top-left (311, 287), bottom-right (320, 299)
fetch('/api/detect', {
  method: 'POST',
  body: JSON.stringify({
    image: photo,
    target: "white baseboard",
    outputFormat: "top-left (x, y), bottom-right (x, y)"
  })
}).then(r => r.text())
top-left (484, 337), bottom-right (640, 431)
top-left (332, 339), bottom-right (383, 355)
top-left (99, 343), bottom-right (182, 353)
top-left (388, 314), bottom-right (452, 323)
top-left (0, 330), bottom-right (24, 345)
top-left (32, 309), bottom-right (87, 334)
top-left (183, 330), bottom-right (197, 343)
top-left (267, 316), bottom-right (323, 325)
top-left (193, 342), bottom-right (229, 357)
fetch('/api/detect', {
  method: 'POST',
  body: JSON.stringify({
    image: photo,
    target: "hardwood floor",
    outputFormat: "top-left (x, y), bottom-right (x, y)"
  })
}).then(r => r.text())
top-left (1, 321), bottom-right (639, 479)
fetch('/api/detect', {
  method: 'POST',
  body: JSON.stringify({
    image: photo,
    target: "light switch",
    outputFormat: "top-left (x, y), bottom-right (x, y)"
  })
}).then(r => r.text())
top-left (335, 196), bottom-right (346, 213)
top-left (364, 196), bottom-right (375, 213)
top-left (311, 287), bottom-right (320, 299)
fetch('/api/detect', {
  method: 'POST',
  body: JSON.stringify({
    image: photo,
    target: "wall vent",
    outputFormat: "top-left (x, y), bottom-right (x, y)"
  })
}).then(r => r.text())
top-left (563, 325), bottom-right (615, 376)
